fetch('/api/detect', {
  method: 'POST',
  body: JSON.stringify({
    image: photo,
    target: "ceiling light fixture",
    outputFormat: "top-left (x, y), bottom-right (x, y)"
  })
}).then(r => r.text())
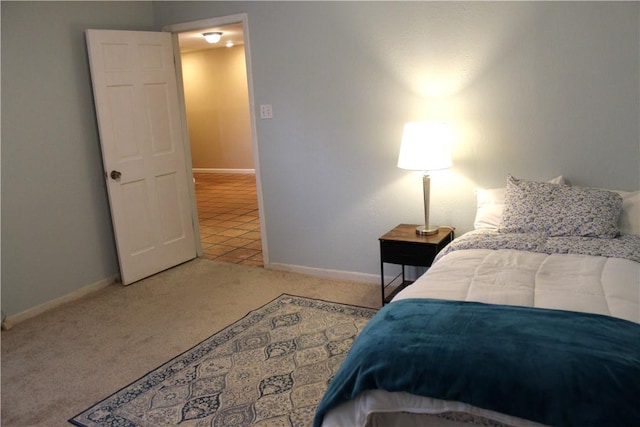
top-left (203, 32), bottom-right (223, 43)
top-left (226, 41), bottom-right (234, 48)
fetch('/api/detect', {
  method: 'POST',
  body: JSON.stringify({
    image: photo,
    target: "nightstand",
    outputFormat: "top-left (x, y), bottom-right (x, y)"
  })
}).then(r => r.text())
top-left (379, 224), bottom-right (454, 305)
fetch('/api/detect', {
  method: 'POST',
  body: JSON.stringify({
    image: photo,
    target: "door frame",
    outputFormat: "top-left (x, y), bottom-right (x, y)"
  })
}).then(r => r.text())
top-left (163, 13), bottom-right (269, 266)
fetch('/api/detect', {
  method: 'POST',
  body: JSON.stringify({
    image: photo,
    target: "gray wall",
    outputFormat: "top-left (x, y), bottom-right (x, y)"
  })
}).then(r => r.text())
top-left (155, 2), bottom-right (639, 271)
top-left (1, 1), bottom-right (156, 316)
top-left (2, 1), bottom-right (639, 317)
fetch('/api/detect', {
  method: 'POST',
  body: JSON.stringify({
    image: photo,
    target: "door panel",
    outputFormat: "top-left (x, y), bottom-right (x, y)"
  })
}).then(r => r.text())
top-left (86, 29), bottom-right (196, 285)
top-left (121, 179), bottom-right (154, 255)
top-left (156, 173), bottom-right (185, 242)
top-left (108, 85), bottom-right (139, 159)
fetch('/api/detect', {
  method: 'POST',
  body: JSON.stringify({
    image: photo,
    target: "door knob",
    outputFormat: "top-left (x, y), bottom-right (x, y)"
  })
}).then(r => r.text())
top-left (110, 170), bottom-right (122, 180)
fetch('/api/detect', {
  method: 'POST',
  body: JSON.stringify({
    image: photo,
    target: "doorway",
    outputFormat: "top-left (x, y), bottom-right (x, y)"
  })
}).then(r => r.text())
top-left (166, 14), bottom-right (267, 267)
top-left (192, 172), bottom-right (262, 266)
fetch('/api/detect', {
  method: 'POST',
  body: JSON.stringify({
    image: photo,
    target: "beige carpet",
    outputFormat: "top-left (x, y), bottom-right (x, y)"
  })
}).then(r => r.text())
top-left (1, 259), bottom-right (380, 427)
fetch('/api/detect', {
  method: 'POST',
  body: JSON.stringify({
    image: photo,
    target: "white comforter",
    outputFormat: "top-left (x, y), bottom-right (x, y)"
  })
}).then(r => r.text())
top-left (323, 247), bottom-right (640, 427)
top-left (395, 248), bottom-right (640, 323)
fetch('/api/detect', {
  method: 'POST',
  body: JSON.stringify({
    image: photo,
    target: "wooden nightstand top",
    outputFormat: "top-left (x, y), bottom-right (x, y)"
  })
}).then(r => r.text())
top-left (379, 224), bottom-right (454, 244)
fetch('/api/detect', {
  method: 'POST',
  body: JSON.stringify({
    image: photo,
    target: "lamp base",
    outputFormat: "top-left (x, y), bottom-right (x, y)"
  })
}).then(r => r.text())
top-left (416, 225), bottom-right (439, 235)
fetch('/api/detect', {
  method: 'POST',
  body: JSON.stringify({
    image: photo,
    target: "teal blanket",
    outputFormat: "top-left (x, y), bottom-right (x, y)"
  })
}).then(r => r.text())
top-left (314, 299), bottom-right (640, 427)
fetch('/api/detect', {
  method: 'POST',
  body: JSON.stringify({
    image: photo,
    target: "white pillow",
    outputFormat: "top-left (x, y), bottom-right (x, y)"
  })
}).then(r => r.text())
top-left (474, 176), bottom-right (565, 230)
top-left (615, 190), bottom-right (640, 235)
top-left (474, 187), bottom-right (507, 230)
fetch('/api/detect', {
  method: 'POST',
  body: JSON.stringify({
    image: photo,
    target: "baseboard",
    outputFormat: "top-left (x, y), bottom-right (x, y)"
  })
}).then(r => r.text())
top-left (192, 168), bottom-right (255, 174)
top-left (267, 263), bottom-right (380, 285)
top-left (5, 275), bottom-right (118, 326)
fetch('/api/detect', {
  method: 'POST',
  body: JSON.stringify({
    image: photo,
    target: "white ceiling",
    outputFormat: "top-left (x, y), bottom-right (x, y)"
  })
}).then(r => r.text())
top-left (178, 22), bottom-right (244, 53)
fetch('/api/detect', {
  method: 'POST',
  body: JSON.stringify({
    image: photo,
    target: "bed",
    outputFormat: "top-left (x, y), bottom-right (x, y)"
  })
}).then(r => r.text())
top-left (314, 175), bottom-right (640, 427)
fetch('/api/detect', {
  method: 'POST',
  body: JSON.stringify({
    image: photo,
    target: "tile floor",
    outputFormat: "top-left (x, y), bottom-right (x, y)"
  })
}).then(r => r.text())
top-left (194, 173), bottom-right (263, 267)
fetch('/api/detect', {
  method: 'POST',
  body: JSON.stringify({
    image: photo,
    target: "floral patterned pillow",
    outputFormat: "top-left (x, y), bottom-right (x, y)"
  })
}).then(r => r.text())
top-left (499, 175), bottom-right (623, 238)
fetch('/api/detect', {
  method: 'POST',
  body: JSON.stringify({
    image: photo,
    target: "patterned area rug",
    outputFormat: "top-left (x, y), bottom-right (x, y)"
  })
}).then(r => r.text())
top-left (69, 294), bottom-right (377, 427)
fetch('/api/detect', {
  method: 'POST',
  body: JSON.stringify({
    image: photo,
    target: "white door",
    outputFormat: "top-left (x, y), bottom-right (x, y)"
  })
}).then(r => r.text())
top-left (86, 29), bottom-right (196, 285)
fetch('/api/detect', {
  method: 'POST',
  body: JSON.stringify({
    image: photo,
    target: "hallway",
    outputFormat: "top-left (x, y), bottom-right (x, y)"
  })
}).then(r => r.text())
top-left (194, 173), bottom-right (263, 267)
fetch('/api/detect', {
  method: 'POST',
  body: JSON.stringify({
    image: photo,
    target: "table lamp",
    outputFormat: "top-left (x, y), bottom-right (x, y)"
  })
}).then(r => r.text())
top-left (397, 121), bottom-right (452, 235)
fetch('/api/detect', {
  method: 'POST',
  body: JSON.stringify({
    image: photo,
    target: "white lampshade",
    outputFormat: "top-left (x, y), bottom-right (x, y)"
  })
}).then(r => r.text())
top-left (397, 121), bottom-right (452, 171)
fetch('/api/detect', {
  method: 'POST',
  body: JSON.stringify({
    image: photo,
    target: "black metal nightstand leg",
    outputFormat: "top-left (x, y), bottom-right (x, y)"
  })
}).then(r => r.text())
top-left (380, 260), bottom-right (384, 306)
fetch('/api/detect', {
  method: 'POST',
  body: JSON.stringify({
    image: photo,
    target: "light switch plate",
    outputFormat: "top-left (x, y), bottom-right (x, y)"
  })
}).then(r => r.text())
top-left (260, 104), bottom-right (273, 119)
